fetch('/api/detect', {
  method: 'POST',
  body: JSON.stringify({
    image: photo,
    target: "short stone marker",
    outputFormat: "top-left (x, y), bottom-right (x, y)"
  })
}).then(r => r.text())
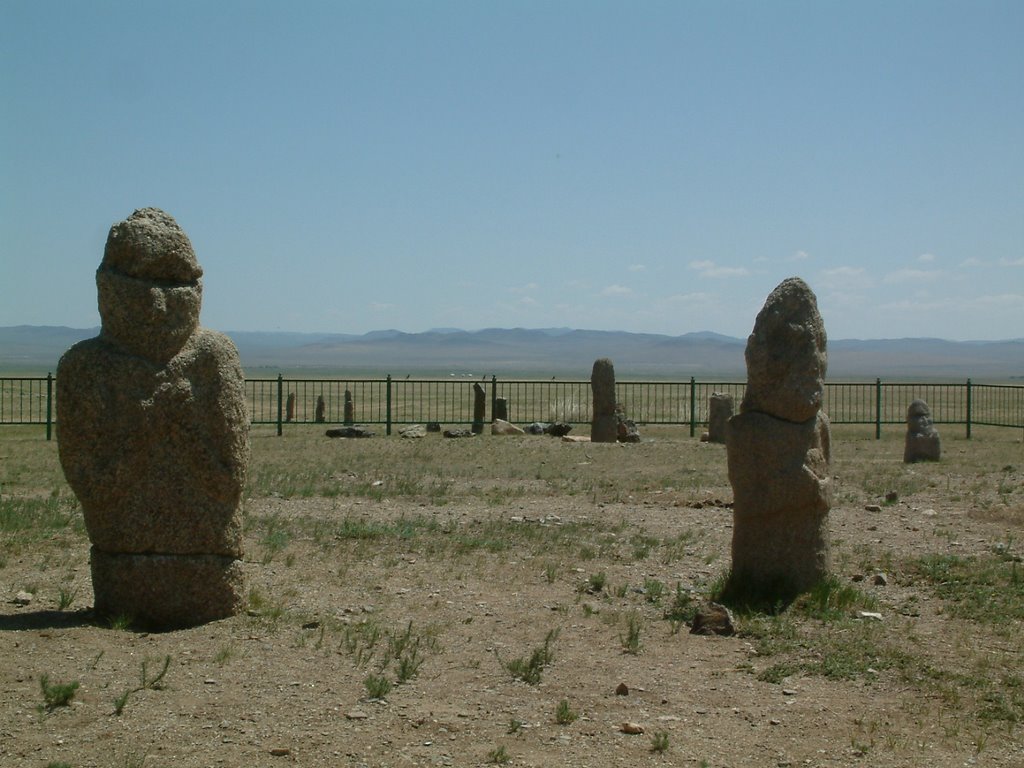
top-left (725, 277), bottom-right (832, 601)
top-left (706, 392), bottom-right (734, 444)
top-left (471, 382), bottom-right (486, 435)
top-left (493, 397), bottom-right (509, 422)
top-left (590, 358), bottom-right (618, 443)
top-left (904, 399), bottom-right (941, 463)
top-left (343, 389), bottom-right (355, 425)
top-left (315, 394), bottom-right (326, 423)
top-left (56, 208), bottom-right (249, 628)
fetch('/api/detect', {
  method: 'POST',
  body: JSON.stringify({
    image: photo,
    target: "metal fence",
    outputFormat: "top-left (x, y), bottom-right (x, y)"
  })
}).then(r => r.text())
top-left (6, 374), bottom-right (1021, 440)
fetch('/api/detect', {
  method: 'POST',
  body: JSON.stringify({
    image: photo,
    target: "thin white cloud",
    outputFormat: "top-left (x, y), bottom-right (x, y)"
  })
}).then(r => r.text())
top-left (688, 259), bottom-right (749, 278)
top-left (518, 296), bottom-right (539, 306)
top-left (789, 250), bottom-right (810, 261)
top-left (960, 257), bottom-right (983, 267)
top-left (971, 293), bottom-right (1024, 308)
top-left (599, 284), bottom-right (633, 297)
top-left (664, 291), bottom-right (715, 304)
top-left (628, 264), bottom-right (646, 272)
top-left (508, 282), bottom-right (539, 295)
top-left (998, 257), bottom-right (1024, 267)
top-left (882, 268), bottom-right (941, 284)
top-left (817, 266), bottom-right (872, 293)
top-left (917, 253), bottom-right (936, 263)
top-left (822, 266), bottom-right (864, 278)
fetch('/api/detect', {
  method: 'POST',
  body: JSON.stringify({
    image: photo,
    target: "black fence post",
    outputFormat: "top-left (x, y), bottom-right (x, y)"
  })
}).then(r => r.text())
top-left (386, 375), bottom-right (392, 436)
top-left (276, 374), bottom-right (283, 437)
top-left (875, 378), bottom-right (882, 440)
top-left (689, 377), bottom-right (696, 438)
top-left (966, 378), bottom-right (972, 439)
top-left (46, 372), bottom-right (53, 441)
top-left (490, 375), bottom-right (497, 421)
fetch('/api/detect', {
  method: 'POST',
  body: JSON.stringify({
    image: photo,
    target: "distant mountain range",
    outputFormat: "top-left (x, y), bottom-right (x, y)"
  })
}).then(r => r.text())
top-left (1, 325), bottom-right (1022, 380)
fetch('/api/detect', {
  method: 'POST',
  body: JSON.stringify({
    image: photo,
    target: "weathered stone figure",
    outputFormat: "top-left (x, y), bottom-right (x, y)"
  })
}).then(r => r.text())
top-left (57, 208), bottom-right (249, 628)
top-left (471, 382), bottom-right (486, 435)
top-left (286, 391), bottom-right (296, 422)
top-left (315, 394), bottom-right (326, 423)
top-left (343, 389), bottom-right (354, 425)
top-left (706, 392), bottom-right (734, 444)
top-left (726, 277), bottom-right (831, 599)
top-left (904, 399), bottom-right (940, 463)
top-left (591, 358), bottom-right (618, 443)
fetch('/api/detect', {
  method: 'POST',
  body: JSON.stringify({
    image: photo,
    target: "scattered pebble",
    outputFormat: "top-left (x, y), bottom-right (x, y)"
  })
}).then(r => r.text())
top-left (619, 722), bottom-right (645, 734)
top-left (615, 682), bottom-right (629, 696)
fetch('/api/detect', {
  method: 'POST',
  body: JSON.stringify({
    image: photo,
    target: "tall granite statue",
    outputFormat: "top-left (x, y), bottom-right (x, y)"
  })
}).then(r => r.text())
top-left (726, 278), bottom-right (832, 599)
top-left (57, 208), bottom-right (249, 628)
top-left (904, 399), bottom-right (941, 463)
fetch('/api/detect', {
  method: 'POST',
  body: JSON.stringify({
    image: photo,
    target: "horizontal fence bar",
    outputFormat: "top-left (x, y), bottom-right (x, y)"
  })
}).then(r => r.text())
top-left (4, 376), bottom-right (1023, 439)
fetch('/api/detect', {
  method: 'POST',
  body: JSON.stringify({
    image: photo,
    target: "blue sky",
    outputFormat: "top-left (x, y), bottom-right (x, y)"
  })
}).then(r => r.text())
top-left (2, 0), bottom-right (1022, 340)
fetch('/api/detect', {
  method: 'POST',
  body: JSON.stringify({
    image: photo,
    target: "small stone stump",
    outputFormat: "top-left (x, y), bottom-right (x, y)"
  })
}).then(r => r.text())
top-left (56, 208), bottom-right (248, 628)
top-left (286, 392), bottom-right (296, 422)
top-left (315, 394), bottom-right (326, 423)
top-left (706, 392), bottom-right (734, 444)
top-left (591, 358), bottom-right (618, 443)
top-left (493, 397), bottom-right (509, 422)
top-left (904, 399), bottom-right (941, 463)
top-left (726, 277), bottom-right (832, 600)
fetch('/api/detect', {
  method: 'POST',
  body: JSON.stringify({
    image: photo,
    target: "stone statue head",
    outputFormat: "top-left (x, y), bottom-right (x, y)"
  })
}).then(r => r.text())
top-left (96, 208), bottom-right (203, 361)
top-left (906, 399), bottom-right (934, 435)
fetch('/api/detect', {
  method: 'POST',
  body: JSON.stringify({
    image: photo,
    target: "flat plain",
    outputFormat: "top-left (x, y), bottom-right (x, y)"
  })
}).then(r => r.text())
top-left (1, 422), bottom-right (1022, 767)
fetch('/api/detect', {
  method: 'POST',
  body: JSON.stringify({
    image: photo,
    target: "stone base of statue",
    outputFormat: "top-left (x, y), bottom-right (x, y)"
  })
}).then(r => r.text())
top-left (726, 411), bottom-right (832, 597)
top-left (91, 549), bottom-right (245, 628)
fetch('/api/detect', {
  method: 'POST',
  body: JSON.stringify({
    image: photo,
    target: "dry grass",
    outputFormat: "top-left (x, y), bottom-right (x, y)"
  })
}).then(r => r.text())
top-left (1, 423), bottom-right (1022, 766)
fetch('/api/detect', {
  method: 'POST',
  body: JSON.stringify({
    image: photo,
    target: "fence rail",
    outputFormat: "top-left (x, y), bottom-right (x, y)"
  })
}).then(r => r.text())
top-left (4, 374), bottom-right (1022, 440)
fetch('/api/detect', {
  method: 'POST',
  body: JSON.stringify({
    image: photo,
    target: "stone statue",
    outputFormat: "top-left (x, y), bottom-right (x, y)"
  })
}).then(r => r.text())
top-left (590, 358), bottom-right (618, 443)
top-left (57, 208), bottom-right (249, 628)
top-left (904, 399), bottom-right (941, 462)
top-left (726, 277), bottom-right (832, 600)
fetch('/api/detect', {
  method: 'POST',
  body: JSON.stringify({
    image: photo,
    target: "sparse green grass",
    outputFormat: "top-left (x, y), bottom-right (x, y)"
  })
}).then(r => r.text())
top-left (555, 698), bottom-right (578, 724)
top-left (487, 744), bottom-right (511, 764)
top-left (663, 582), bottom-right (697, 633)
top-left (114, 655), bottom-right (172, 716)
top-left (501, 628), bottom-right (559, 685)
top-left (39, 675), bottom-right (79, 712)
top-left (620, 612), bottom-right (642, 654)
top-left (4, 423), bottom-right (1024, 759)
top-left (650, 730), bottom-right (670, 753)
top-left (363, 673), bottom-right (391, 700)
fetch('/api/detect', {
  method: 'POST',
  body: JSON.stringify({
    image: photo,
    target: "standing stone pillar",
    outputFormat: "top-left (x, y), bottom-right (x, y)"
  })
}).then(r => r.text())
top-left (726, 278), bottom-right (831, 601)
top-left (590, 358), bottom-right (618, 443)
top-left (315, 394), bottom-right (326, 423)
top-left (343, 389), bottom-right (354, 425)
top-left (706, 392), bottom-right (734, 444)
top-left (471, 382), bottom-right (486, 434)
top-left (494, 397), bottom-right (509, 423)
top-left (56, 208), bottom-right (248, 628)
top-left (904, 399), bottom-right (941, 462)
top-left (286, 392), bottom-right (296, 422)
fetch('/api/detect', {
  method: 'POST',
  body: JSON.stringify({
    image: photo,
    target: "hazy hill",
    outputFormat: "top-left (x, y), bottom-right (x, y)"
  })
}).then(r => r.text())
top-left (1, 325), bottom-right (1021, 380)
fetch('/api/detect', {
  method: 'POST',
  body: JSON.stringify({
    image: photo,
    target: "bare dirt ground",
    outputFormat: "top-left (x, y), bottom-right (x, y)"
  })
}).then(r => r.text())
top-left (1, 424), bottom-right (1022, 768)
